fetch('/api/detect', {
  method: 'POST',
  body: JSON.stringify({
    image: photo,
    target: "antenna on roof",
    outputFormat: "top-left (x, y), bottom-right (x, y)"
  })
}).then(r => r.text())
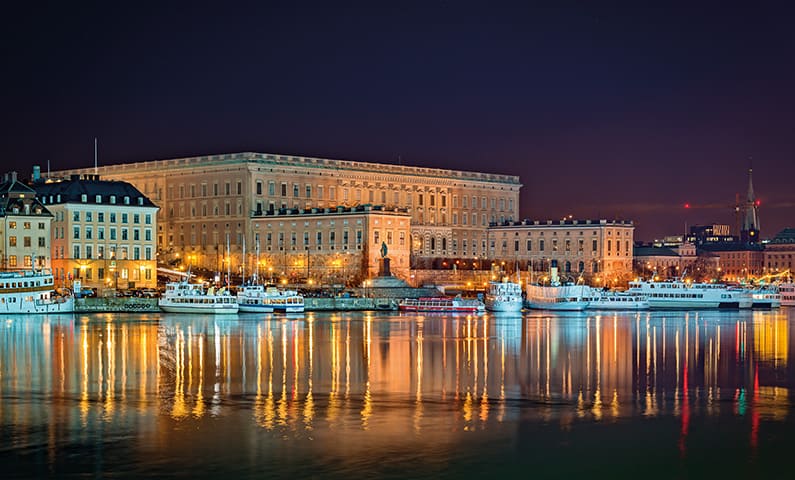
top-left (47, 159), bottom-right (50, 179)
top-left (94, 137), bottom-right (98, 174)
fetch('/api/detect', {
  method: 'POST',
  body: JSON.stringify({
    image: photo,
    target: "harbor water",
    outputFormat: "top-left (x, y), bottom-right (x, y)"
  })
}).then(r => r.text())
top-left (2, 308), bottom-right (795, 478)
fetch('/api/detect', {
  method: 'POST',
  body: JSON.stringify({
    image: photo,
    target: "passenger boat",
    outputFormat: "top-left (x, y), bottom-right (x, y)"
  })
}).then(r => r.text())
top-left (626, 278), bottom-right (742, 309)
top-left (485, 278), bottom-right (523, 313)
top-left (585, 288), bottom-right (649, 310)
top-left (525, 283), bottom-right (591, 311)
top-left (779, 283), bottom-right (795, 307)
top-left (158, 281), bottom-right (239, 314)
top-left (0, 269), bottom-right (74, 314)
top-left (237, 284), bottom-right (305, 313)
top-left (398, 295), bottom-right (485, 314)
top-left (749, 285), bottom-right (781, 308)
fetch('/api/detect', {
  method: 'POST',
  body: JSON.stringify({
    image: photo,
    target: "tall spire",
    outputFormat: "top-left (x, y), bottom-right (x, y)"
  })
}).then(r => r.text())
top-left (741, 160), bottom-right (760, 243)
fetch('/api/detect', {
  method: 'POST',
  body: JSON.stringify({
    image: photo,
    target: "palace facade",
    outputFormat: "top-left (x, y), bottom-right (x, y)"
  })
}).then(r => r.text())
top-left (53, 152), bottom-right (521, 272)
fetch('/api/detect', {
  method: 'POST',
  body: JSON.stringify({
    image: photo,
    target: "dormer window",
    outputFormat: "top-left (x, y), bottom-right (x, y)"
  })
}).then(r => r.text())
top-left (137, 197), bottom-right (143, 205)
top-left (56, 194), bottom-right (61, 202)
top-left (81, 194), bottom-right (87, 203)
top-left (110, 195), bottom-right (116, 204)
top-left (96, 195), bottom-right (102, 203)
top-left (123, 196), bottom-right (130, 205)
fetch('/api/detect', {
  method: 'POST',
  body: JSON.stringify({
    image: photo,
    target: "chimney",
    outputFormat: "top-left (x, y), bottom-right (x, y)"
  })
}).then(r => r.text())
top-left (10, 171), bottom-right (17, 182)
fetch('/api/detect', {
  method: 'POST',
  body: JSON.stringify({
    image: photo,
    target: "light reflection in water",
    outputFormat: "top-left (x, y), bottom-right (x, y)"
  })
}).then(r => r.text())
top-left (1, 310), bottom-right (794, 473)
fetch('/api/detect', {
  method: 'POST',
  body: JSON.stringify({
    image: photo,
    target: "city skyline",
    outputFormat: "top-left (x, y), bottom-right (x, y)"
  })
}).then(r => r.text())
top-left (2, 2), bottom-right (793, 241)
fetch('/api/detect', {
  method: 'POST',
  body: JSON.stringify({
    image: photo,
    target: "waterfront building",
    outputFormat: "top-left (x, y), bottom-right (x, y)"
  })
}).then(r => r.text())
top-left (487, 219), bottom-right (634, 285)
top-left (631, 242), bottom-right (722, 281)
top-left (34, 174), bottom-right (159, 291)
top-left (248, 205), bottom-right (411, 285)
top-left (763, 228), bottom-right (795, 277)
top-left (702, 244), bottom-right (764, 281)
top-left (0, 171), bottom-right (52, 270)
top-left (51, 152), bottom-right (521, 273)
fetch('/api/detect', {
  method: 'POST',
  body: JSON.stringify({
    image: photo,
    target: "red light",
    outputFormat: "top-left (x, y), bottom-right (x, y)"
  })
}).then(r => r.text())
top-left (755, 200), bottom-right (761, 206)
top-left (684, 203), bottom-right (690, 209)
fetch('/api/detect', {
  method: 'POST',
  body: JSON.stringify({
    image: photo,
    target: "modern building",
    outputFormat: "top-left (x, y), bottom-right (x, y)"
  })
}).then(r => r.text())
top-left (248, 205), bottom-right (411, 285)
top-left (0, 171), bottom-right (52, 270)
top-left (50, 152), bottom-right (521, 275)
top-left (34, 174), bottom-right (159, 291)
top-left (486, 219), bottom-right (635, 285)
top-left (686, 224), bottom-right (737, 246)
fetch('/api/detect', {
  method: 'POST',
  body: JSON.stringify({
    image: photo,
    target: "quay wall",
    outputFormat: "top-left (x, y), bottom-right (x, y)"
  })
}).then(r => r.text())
top-left (76, 298), bottom-right (160, 313)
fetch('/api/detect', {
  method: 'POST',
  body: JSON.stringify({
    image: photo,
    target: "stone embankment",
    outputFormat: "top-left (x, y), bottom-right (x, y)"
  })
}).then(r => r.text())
top-left (75, 297), bottom-right (159, 313)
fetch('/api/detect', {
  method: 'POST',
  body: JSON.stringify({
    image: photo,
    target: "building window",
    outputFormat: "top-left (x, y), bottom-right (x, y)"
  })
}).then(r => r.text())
top-left (73, 211), bottom-right (80, 221)
top-left (8, 236), bottom-right (16, 247)
top-left (256, 181), bottom-right (263, 195)
top-left (539, 239), bottom-right (545, 251)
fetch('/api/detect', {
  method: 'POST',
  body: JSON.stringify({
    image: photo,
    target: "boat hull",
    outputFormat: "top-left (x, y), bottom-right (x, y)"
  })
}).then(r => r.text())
top-left (485, 300), bottom-right (523, 313)
top-left (159, 303), bottom-right (239, 314)
top-left (525, 301), bottom-right (588, 311)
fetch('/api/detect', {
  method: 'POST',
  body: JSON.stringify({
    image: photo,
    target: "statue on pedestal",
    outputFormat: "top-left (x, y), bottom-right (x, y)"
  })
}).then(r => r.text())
top-left (379, 241), bottom-right (390, 277)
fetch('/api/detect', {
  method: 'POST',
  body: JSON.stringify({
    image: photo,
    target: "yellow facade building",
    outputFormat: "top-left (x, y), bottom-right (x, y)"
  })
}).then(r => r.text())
top-left (53, 152), bottom-right (521, 276)
top-left (35, 175), bottom-right (159, 291)
top-left (0, 172), bottom-right (52, 270)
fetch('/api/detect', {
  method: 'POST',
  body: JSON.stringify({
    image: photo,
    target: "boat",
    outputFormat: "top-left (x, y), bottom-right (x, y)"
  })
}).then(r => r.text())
top-left (158, 280), bottom-right (239, 314)
top-left (626, 278), bottom-right (742, 309)
top-left (399, 295), bottom-right (485, 314)
top-left (524, 265), bottom-right (589, 311)
top-left (779, 283), bottom-right (795, 307)
top-left (748, 285), bottom-right (781, 308)
top-left (525, 283), bottom-right (591, 311)
top-left (0, 269), bottom-right (74, 314)
top-left (585, 288), bottom-right (649, 310)
top-left (237, 284), bottom-right (305, 313)
top-left (485, 278), bottom-right (523, 313)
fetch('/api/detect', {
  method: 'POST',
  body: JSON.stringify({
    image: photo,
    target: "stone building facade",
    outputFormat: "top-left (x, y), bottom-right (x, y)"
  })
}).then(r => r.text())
top-left (486, 219), bottom-right (635, 285)
top-left (53, 152), bottom-right (520, 275)
top-left (0, 172), bottom-right (52, 270)
top-left (35, 175), bottom-right (159, 291)
top-left (248, 205), bottom-right (411, 285)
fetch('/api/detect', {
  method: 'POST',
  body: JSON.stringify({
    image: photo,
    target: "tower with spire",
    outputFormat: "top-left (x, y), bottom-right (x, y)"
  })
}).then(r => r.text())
top-left (740, 165), bottom-right (760, 244)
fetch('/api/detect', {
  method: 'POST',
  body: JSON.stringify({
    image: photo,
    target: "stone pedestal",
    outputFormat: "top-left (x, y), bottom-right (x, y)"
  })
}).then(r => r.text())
top-left (379, 257), bottom-right (391, 277)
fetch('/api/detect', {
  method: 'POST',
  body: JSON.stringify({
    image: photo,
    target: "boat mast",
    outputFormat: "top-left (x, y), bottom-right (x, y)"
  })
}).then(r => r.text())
top-left (226, 233), bottom-right (231, 288)
top-left (241, 234), bottom-right (246, 285)
top-left (255, 238), bottom-right (260, 285)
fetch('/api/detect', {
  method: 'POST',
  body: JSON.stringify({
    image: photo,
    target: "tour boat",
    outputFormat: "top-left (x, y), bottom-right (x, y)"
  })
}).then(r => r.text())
top-left (0, 269), bottom-right (74, 314)
top-left (398, 295), bottom-right (485, 314)
top-left (626, 278), bottom-right (742, 309)
top-left (159, 281), bottom-right (239, 314)
top-left (585, 288), bottom-right (649, 310)
top-left (778, 283), bottom-right (795, 307)
top-left (237, 284), bottom-right (305, 313)
top-left (525, 283), bottom-right (591, 311)
top-left (485, 278), bottom-right (523, 313)
top-left (748, 285), bottom-right (781, 308)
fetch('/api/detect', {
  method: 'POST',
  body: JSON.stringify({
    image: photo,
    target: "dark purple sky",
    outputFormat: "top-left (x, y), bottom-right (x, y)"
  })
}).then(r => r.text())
top-left (2, 1), bottom-right (794, 240)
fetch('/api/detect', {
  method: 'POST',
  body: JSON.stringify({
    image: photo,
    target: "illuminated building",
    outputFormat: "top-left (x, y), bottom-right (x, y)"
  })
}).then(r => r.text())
top-left (35, 174), bottom-right (159, 291)
top-left (487, 218), bottom-right (634, 283)
top-left (0, 170), bottom-right (52, 270)
top-left (50, 152), bottom-right (521, 274)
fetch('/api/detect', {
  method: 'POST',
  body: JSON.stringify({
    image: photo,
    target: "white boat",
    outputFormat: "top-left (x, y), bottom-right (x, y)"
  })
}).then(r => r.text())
top-left (485, 278), bottom-right (523, 313)
top-left (749, 285), bottom-right (781, 308)
top-left (237, 284), bottom-right (305, 313)
top-left (159, 281), bottom-right (239, 314)
top-left (399, 295), bottom-right (485, 314)
top-left (0, 269), bottom-right (74, 314)
top-left (627, 278), bottom-right (743, 309)
top-left (585, 288), bottom-right (649, 310)
top-left (779, 283), bottom-right (795, 307)
top-left (525, 283), bottom-right (591, 311)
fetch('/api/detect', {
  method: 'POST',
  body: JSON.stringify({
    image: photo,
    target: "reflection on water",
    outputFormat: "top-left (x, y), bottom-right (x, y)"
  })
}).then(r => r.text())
top-left (1, 309), bottom-right (794, 478)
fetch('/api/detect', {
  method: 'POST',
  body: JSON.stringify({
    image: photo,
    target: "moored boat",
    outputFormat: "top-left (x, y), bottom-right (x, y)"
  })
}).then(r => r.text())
top-left (485, 278), bottom-right (523, 313)
top-left (779, 283), bottom-right (795, 307)
top-left (399, 295), bottom-right (485, 314)
top-left (525, 283), bottom-right (591, 311)
top-left (749, 285), bottom-right (781, 308)
top-left (237, 284), bottom-right (305, 313)
top-left (159, 281), bottom-right (239, 314)
top-left (627, 278), bottom-right (738, 309)
top-left (0, 269), bottom-right (74, 314)
top-left (585, 288), bottom-right (648, 310)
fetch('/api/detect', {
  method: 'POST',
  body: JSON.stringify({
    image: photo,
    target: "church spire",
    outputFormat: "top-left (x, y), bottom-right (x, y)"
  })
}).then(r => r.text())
top-left (741, 161), bottom-right (760, 243)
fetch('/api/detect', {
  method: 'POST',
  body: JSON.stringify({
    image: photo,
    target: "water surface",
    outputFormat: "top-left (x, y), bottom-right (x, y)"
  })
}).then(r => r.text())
top-left (2, 309), bottom-right (794, 478)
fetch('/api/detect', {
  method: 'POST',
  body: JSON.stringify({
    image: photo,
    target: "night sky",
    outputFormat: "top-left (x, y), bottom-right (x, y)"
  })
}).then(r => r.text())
top-left (2, 1), bottom-right (793, 240)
